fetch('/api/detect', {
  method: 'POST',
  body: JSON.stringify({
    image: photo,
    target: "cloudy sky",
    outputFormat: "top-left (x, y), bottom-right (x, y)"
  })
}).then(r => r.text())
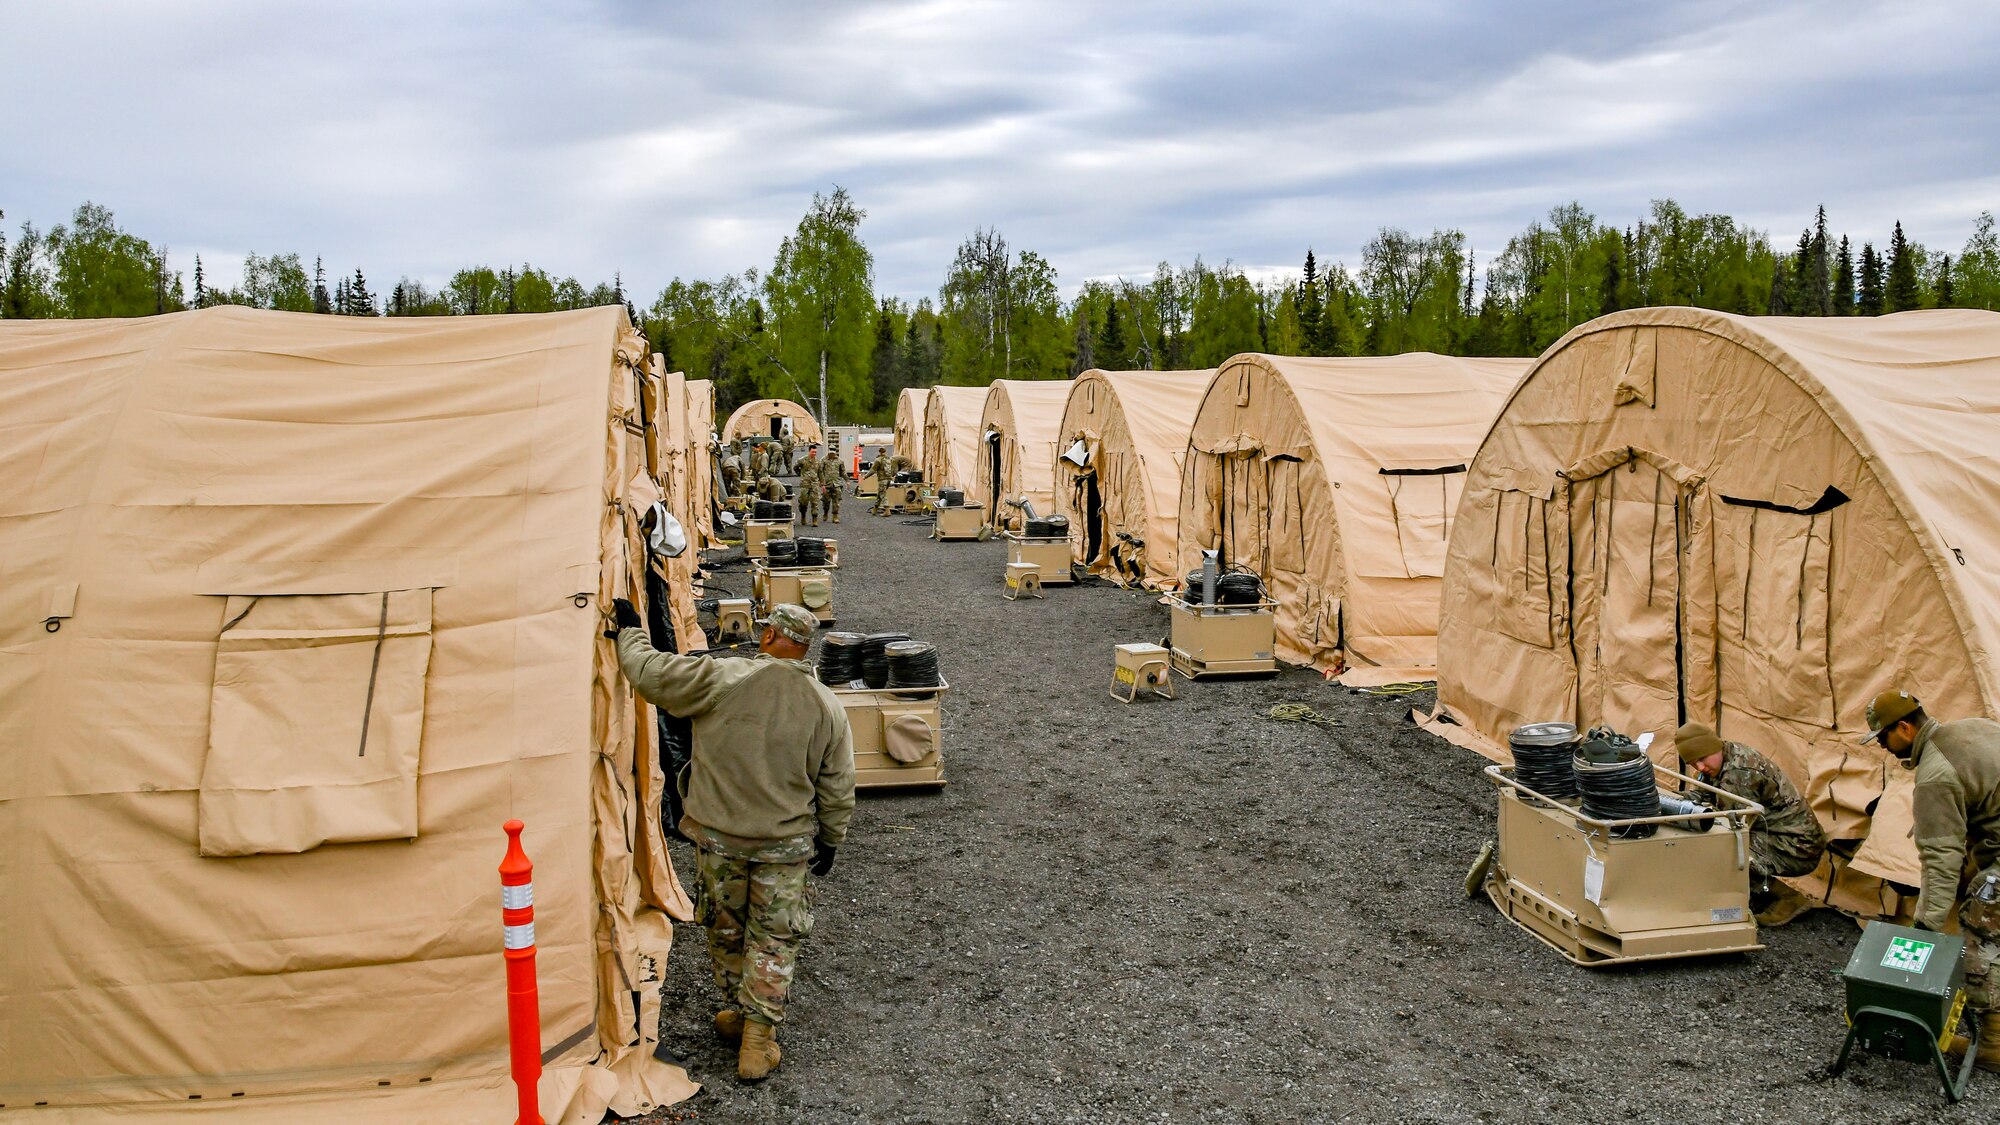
top-left (3, 1), bottom-right (1995, 302)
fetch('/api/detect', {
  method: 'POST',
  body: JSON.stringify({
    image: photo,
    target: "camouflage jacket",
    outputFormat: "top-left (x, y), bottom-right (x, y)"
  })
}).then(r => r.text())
top-left (798, 454), bottom-right (823, 484)
top-left (1706, 742), bottom-right (1827, 851)
top-left (1910, 717), bottom-right (2000, 929)
top-left (616, 630), bottom-right (854, 853)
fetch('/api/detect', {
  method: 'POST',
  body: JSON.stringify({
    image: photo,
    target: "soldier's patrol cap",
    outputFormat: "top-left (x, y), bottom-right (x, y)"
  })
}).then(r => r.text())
top-left (767, 603), bottom-right (817, 645)
top-left (1861, 690), bottom-right (1921, 742)
top-left (1674, 722), bottom-right (1724, 764)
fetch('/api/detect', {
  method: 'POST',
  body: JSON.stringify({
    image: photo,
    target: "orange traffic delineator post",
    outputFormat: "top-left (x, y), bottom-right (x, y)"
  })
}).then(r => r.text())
top-left (500, 819), bottom-right (544, 1125)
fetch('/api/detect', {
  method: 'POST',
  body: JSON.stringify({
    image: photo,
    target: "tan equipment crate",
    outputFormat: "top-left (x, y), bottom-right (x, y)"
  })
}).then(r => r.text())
top-left (1167, 594), bottom-right (1278, 678)
top-left (1003, 532), bottom-right (1074, 586)
top-left (1475, 763), bottom-right (1766, 966)
top-left (933, 503), bottom-right (985, 541)
top-left (881, 482), bottom-right (930, 513)
top-left (744, 518), bottom-right (794, 559)
top-left (751, 563), bottom-right (835, 624)
top-left (834, 682), bottom-right (948, 790)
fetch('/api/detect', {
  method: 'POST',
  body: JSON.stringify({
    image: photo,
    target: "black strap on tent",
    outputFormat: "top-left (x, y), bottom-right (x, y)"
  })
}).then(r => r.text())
top-left (1719, 485), bottom-right (1849, 515)
top-left (356, 591), bottom-right (391, 757)
top-left (1378, 464), bottom-right (1467, 476)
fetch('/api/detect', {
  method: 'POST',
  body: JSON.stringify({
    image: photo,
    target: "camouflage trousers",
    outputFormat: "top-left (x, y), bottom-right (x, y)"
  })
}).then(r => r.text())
top-left (1748, 826), bottom-right (1825, 881)
top-left (695, 848), bottom-right (814, 1025)
top-left (822, 482), bottom-right (841, 520)
top-left (1964, 862), bottom-right (2000, 1011)
top-left (800, 486), bottom-right (822, 524)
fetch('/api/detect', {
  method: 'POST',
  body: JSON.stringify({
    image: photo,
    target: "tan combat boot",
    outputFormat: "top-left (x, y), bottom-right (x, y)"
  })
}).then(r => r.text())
top-left (737, 1018), bottom-right (781, 1081)
top-left (1753, 881), bottom-right (1815, 927)
top-left (1948, 1011), bottom-right (2000, 1072)
top-left (713, 1009), bottom-right (743, 1043)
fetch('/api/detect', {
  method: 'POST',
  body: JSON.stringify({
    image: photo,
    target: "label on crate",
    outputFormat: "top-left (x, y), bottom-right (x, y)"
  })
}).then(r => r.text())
top-left (1881, 936), bottom-right (1935, 974)
top-left (1583, 856), bottom-right (1604, 905)
top-left (1114, 666), bottom-right (1136, 685)
top-left (1710, 906), bottom-right (1745, 923)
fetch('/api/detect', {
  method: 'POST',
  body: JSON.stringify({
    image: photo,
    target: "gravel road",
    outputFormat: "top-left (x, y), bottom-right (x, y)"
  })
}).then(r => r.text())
top-left (638, 502), bottom-right (1985, 1124)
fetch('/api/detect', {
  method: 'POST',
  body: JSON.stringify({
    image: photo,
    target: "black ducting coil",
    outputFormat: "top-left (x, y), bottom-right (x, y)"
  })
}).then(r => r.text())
top-left (764, 538), bottom-right (798, 565)
top-left (894, 470), bottom-right (921, 484)
top-left (1509, 722), bottom-right (1580, 799)
top-left (793, 537), bottom-right (828, 566)
top-left (885, 640), bottom-right (941, 695)
top-left (815, 631), bottom-right (867, 686)
top-left (1574, 727), bottom-right (1661, 839)
top-left (861, 632), bottom-right (911, 689)
top-left (1025, 515), bottom-right (1070, 539)
top-left (939, 489), bottom-right (965, 507)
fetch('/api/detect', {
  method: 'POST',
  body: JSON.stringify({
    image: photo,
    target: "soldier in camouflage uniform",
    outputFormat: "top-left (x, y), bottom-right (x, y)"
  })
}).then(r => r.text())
top-left (611, 601), bottom-right (853, 1082)
top-left (1675, 723), bottom-right (1829, 926)
top-left (754, 475), bottom-right (788, 504)
top-left (747, 441), bottom-right (768, 481)
top-left (796, 445), bottom-right (823, 526)
top-left (818, 441), bottom-right (842, 523)
top-left (779, 433), bottom-right (796, 476)
top-left (719, 448), bottom-right (744, 497)
top-left (1865, 690), bottom-right (2000, 1072)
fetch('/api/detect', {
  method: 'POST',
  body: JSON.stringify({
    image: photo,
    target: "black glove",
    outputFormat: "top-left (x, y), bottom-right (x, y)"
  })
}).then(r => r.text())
top-left (605, 597), bottom-right (643, 638)
top-left (810, 842), bottom-right (837, 877)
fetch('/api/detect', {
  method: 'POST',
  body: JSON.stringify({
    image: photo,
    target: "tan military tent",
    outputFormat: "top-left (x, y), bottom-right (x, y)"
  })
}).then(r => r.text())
top-left (895, 386), bottom-right (929, 469)
top-left (1053, 369), bottom-right (1214, 588)
top-left (0, 306), bottom-right (699, 1120)
top-left (973, 379), bottom-right (1073, 530)
top-left (653, 361), bottom-right (703, 641)
top-left (921, 384), bottom-right (989, 491)
top-left (1178, 352), bottom-right (1525, 681)
top-left (686, 378), bottom-right (717, 550)
top-left (722, 396), bottom-right (821, 444)
top-left (1433, 307), bottom-right (2000, 916)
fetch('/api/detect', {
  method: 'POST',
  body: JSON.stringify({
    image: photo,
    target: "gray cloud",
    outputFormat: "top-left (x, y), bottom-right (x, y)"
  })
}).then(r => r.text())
top-left (1, 0), bottom-right (1993, 302)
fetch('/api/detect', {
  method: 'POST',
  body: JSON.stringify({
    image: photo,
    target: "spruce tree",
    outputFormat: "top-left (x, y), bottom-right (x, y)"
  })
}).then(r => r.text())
top-left (1810, 205), bottom-right (1832, 315)
top-left (349, 268), bottom-right (373, 315)
top-left (1096, 302), bottom-right (1126, 366)
top-left (1766, 259), bottom-right (1791, 315)
top-left (1298, 249), bottom-right (1328, 355)
top-left (312, 257), bottom-right (331, 314)
top-left (1936, 255), bottom-right (1956, 307)
top-left (1857, 242), bottom-right (1885, 315)
top-left (1885, 221), bottom-right (1920, 311)
top-left (391, 283), bottom-right (407, 316)
top-left (1832, 236), bottom-right (1855, 314)
top-left (1598, 239), bottom-right (1624, 314)
top-left (334, 277), bottom-right (350, 315)
top-left (192, 255), bottom-right (206, 308)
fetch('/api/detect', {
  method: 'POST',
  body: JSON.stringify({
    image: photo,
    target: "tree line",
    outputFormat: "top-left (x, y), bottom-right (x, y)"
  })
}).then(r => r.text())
top-left (6, 196), bottom-right (1998, 424)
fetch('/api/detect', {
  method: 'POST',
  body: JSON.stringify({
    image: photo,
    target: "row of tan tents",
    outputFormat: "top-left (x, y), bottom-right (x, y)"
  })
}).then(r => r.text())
top-left (900, 307), bottom-right (2000, 918)
top-left (0, 307), bottom-right (710, 1120)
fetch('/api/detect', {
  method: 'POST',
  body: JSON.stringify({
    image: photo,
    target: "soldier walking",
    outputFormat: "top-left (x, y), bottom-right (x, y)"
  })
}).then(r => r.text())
top-left (820, 455), bottom-right (842, 524)
top-left (1864, 691), bottom-right (2000, 1072)
top-left (610, 601), bottom-right (853, 1082)
top-left (779, 433), bottom-right (796, 476)
top-left (1675, 723), bottom-right (1829, 925)
top-left (798, 444), bottom-right (824, 526)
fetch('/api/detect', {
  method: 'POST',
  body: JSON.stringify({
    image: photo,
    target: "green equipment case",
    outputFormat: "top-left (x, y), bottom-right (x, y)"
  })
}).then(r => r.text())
top-left (1829, 921), bottom-right (1977, 1102)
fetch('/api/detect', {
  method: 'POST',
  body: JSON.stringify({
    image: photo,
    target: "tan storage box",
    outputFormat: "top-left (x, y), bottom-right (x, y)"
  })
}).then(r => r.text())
top-left (884, 483), bottom-right (929, 513)
top-left (934, 503), bottom-right (985, 541)
top-left (751, 563), bottom-right (835, 623)
top-left (745, 518), bottom-right (794, 558)
top-left (1479, 764), bottom-right (1765, 965)
top-left (1167, 595), bottom-right (1278, 678)
top-left (834, 682), bottom-right (948, 790)
top-left (1004, 533), bottom-right (1074, 585)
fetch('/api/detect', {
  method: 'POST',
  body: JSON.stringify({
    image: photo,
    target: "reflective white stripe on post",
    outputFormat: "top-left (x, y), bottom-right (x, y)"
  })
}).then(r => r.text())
top-left (504, 922), bottom-right (536, 950)
top-left (502, 883), bottom-right (534, 910)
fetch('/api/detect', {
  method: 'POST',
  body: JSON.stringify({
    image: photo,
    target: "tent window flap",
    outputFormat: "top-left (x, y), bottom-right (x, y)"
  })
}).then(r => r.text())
top-left (199, 587), bottom-right (435, 857)
top-left (1716, 502), bottom-right (1835, 726)
top-left (1487, 488), bottom-right (1555, 648)
top-left (1384, 466), bottom-right (1468, 578)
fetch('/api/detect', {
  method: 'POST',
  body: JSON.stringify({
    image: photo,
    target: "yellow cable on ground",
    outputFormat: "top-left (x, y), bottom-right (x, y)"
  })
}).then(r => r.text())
top-left (1357, 681), bottom-right (1431, 695)
top-left (1265, 703), bottom-right (1338, 727)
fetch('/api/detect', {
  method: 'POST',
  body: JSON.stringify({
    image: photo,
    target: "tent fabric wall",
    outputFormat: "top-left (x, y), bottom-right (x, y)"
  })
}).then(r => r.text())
top-left (652, 362), bottom-right (704, 652)
top-left (1434, 307), bottom-right (2000, 917)
top-left (973, 379), bottom-right (1073, 530)
top-left (1053, 369), bottom-right (1214, 588)
top-left (921, 385), bottom-right (989, 492)
top-left (1177, 352), bottom-right (1525, 681)
top-left (895, 387), bottom-right (929, 469)
top-left (686, 379), bottom-right (717, 551)
top-left (0, 306), bottom-right (697, 1120)
top-left (721, 397), bottom-right (822, 444)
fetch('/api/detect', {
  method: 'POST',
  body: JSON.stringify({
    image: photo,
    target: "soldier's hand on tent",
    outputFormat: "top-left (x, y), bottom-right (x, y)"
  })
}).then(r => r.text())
top-left (607, 597), bottom-right (643, 637)
top-left (810, 842), bottom-right (837, 877)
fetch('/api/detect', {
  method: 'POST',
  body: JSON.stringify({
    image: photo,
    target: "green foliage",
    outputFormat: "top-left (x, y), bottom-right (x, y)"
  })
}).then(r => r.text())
top-left (1857, 242), bottom-right (1885, 315)
top-left (1833, 236), bottom-right (1855, 314)
top-left (1956, 212), bottom-right (2000, 311)
top-left (46, 202), bottom-right (168, 318)
top-left (241, 252), bottom-right (314, 311)
top-left (764, 187), bottom-right (877, 422)
top-left (1885, 221), bottom-right (1922, 312)
top-left (938, 227), bottom-right (1068, 383)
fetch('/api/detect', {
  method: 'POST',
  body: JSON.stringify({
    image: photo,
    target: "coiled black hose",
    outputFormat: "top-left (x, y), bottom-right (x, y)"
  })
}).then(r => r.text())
top-left (1024, 515), bottom-right (1070, 538)
top-left (793, 537), bottom-right (828, 566)
top-left (894, 470), bottom-right (921, 484)
top-left (764, 538), bottom-right (798, 566)
top-left (939, 488), bottom-right (965, 507)
top-left (1510, 722), bottom-right (1580, 799)
top-left (861, 632), bottom-right (910, 689)
top-left (1216, 572), bottom-right (1263, 605)
top-left (815, 631), bottom-right (867, 686)
top-left (1574, 728), bottom-right (1661, 838)
top-left (885, 640), bottom-right (941, 695)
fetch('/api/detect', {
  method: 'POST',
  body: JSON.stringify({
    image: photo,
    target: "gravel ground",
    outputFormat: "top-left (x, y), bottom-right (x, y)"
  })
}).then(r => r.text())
top-left (636, 502), bottom-right (1987, 1124)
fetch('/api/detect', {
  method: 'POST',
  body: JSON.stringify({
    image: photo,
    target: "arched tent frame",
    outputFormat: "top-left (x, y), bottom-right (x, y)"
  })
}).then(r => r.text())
top-left (973, 379), bottom-right (1073, 531)
top-left (1433, 307), bottom-right (2000, 917)
top-left (921, 385), bottom-right (989, 493)
top-left (1177, 352), bottom-right (1524, 683)
top-left (894, 387), bottom-right (930, 470)
top-left (1053, 368), bottom-right (1213, 588)
top-left (721, 397), bottom-right (822, 444)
